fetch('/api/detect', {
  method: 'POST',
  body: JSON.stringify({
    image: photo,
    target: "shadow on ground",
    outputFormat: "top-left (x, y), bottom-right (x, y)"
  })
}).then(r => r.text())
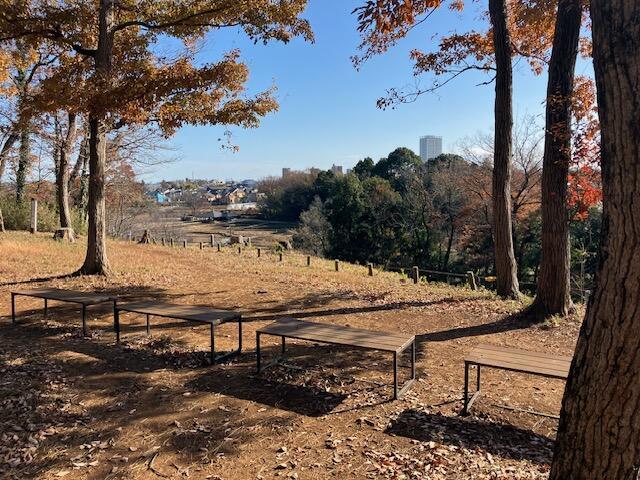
top-left (387, 409), bottom-right (554, 465)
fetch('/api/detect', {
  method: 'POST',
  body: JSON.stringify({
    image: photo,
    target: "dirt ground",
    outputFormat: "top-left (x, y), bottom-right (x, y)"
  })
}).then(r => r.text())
top-left (135, 206), bottom-right (296, 248)
top-left (0, 232), bottom-right (583, 479)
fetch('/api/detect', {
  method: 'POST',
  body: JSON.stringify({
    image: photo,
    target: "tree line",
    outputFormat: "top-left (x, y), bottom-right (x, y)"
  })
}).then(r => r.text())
top-left (260, 143), bottom-right (601, 292)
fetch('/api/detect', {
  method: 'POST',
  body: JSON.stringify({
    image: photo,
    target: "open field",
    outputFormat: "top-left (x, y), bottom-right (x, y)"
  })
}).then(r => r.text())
top-left (0, 232), bottom-right (583, 479)
top-left (130, 206), bottom-right (296, 248)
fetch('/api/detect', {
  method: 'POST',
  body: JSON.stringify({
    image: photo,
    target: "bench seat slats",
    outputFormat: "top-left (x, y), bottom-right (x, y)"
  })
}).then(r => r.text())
top-left (13, 288), bottom-right (112, 305)
top-left (466, 344), bottom-right (571, 379)
top-left (116, 301), bottom-right (240, 324)
top-left (258, 318), bottom-right (414, 352)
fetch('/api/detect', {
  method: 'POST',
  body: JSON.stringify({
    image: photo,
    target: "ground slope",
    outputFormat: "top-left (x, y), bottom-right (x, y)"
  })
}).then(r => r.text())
top-left (0, 232), bottom-right (582, 479)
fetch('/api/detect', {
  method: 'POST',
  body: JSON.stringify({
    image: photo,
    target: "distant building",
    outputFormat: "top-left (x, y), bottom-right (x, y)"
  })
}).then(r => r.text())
top-left (282, 168), bottom-right (292, 178)
top-left (331, 164), bottom-right (343, 175)
top-left (419, 135), bottom-right (443, 161)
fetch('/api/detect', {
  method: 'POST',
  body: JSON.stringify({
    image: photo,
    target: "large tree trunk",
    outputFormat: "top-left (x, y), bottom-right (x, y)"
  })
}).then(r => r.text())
top-left (78, 0), bottom-right (114, 275)
top-left (0, 132), bottom-right (18, 181)
top-left (79, 116), bottom-right (110, 274)
top-left (531, 0), bottom-right (582, 317)
top-left (549, 0), bottom-right (640, 477)
top-left (488, 0), bottom-right (520, 299)
top-left (56, 112), bottom-right (78, 229)
top-left (15, 127), bottom-right (30, 203)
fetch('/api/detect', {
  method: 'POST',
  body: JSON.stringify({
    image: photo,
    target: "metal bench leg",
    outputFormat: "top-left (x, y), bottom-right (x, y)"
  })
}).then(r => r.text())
top-left (256, 332), bottom-right (261, 373)
top-left (44, 298), bottom-right (48, 318)
top-left (393, 351), bottom-right (398, 400)
top-left (11, 293), bottom-right (16, 325)
top-left (146, 314), bottom-right (151, 335)
top-left (462, 361), bottom-right (481, 415)
top-left (210, 323), bottom-right (215, 364)
top-left (114, 305), bottom-right (121, 344)
top-left (238, 316), bottom-right (243, 352)
top-left (82, 304), bottom-right (87, 337)
top-left (281, 336), bottom-right (286, 356)
top-left (463, 361), bottom-right (469, 415)
top-left (394, 341), bottom-right (417, 400)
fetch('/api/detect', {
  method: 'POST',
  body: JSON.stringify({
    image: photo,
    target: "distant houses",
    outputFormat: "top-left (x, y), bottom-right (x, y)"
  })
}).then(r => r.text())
top-left (146, 179), bottom-right (260, 220)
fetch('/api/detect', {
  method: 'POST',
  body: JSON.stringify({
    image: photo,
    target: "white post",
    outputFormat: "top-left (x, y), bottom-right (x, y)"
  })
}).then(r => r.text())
top-left (30, 199), bottom-right (38, 234)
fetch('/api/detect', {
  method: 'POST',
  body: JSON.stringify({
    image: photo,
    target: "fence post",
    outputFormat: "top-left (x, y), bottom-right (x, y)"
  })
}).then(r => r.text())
top-left (170, 238), bottom-right (174, 247)
top-left (238, 246), bottom-right (242, 254)
top-left (183, 240), bottom-right (187, 248)
top-left (412, 266), bottom-right (419, 284)
top-left (466, 271), bottom-right (477, 290)
top-left (199, 242), bottom-right (203, 250)
top-left (30, 199), bottom-right (38, 234)
top-left (335, 260), bottom-right (340, 272)
top-left (306, 255), bottom-right (311, 266)
top-left (161, 237), bottom-right (165, 246)
top-left (257, 247), bottom-right (261, 258)
top-left (217, 243), bottom-right (221, 252)
top-left (279, 252), bottom-right (283, 262)
top-left (210, 234), bottom-right (215, 247)
top-left (368, 263), bottom-right (374, 276)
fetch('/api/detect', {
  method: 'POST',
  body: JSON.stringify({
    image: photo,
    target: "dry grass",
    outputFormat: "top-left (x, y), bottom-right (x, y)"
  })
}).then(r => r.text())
top-left (0, 231), bottom-right (583, 479)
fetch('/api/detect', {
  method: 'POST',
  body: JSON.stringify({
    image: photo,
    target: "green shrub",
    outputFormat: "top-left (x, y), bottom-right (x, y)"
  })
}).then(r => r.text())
top-left (0, 196), bottom-right (67, 233)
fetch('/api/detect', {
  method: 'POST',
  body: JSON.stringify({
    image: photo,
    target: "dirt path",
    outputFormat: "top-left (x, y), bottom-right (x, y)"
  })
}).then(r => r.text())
top-left (0, 232), bottom-right (582, 479)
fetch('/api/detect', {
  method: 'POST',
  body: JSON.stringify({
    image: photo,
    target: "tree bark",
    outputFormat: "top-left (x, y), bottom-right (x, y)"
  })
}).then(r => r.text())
top-left (56, 112), bottom-right (78, 229)
top-left (549, 0), bottom-right (640, 477)
top-left (531, 0), bottom-right (581, 317)
top-left (0, 133), bottom-right (18, 181)
top-left (15, 127), bottom-right (30, 203)
top-left (488, 0), bottom-right (520, 299)
top-left (78, 0), bottom-right (114, 275)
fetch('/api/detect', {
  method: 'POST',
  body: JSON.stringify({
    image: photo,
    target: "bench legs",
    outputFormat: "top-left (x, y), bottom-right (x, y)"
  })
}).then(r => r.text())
top-left (394, 340), bottom-right (416, 400)
top-left (11, 294), bottom-right (90, 336)
top-left (255, 332), bottom-right (285, 373)
top-left (256, 333), bottom-right (417, 401)
top-left (463, 361), bottom-right (481, 415)
top-left (210, 317), bottom-right (242, 364)
top-left (11, 293), bottom-right (16, 324)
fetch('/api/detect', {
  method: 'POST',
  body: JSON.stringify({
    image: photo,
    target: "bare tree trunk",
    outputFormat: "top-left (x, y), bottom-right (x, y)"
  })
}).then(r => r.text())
top-left (549, 0), bottom-right (640, 477)
top-left (78, 0), bottom-right (114, 275)
top-left (0, 133), bottom-right (18, 181)
top-left (488, 0), bottom-right (519, 299)
top-left (56, 112), bottom-right (77, 229)
top-left (79, 116), bottom-right (110, 274)
top-left (531, 0), bottom-right (581, 317)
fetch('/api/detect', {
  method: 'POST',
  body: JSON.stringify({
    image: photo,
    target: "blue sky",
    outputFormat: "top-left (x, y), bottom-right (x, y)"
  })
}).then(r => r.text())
top-left (145, 0), bottom-right (593, 182)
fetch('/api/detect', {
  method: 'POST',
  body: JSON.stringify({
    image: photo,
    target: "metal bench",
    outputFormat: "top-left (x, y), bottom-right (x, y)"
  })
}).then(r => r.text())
top-left (463, 343), bottom-right (572, 415)
top-left (113, 301), bottom-right (242, 363)
top-left (256, 318), bottom-right (416, 400)
top-left (11, 288), bottom-right (113, 336)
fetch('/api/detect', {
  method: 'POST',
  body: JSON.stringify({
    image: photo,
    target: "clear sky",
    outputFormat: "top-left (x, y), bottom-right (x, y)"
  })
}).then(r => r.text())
top-left (143, 0), bottom-right (593, 182)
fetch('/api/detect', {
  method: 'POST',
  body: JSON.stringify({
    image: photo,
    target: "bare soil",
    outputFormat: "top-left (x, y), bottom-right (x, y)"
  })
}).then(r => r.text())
top-left (0, 232), bottom-right (582, 479)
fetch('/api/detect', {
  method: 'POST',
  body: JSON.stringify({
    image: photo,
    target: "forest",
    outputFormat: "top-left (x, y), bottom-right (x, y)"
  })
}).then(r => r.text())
top-left (260, 141), bottom-right (601, 295)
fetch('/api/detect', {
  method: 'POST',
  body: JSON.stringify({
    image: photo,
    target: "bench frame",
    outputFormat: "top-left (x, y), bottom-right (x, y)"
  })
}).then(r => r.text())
top-left (11, 290), bottom-right (112, 336)
top-left (113, 301), bottom-right (242, 364)
top-left (463, 351), bottom-right (569, 415)
top-left (256, 325), bottom-right (416, 400)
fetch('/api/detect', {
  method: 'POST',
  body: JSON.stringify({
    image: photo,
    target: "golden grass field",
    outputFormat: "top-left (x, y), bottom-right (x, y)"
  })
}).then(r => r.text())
top-left (0, 232), bottom-right (583, 479)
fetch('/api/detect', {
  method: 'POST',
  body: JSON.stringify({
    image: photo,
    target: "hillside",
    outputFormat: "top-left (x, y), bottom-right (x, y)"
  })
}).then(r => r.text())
top-left (0, 232), bottom-right (582, 479)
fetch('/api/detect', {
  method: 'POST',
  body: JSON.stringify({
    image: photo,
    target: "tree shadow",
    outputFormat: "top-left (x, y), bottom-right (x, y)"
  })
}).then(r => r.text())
top-left (386, 409), bottom-right (554, 465)
top-left (242, 294), bottom-right (493, 323)
top-left (417, 310), bottom-right (539, 346)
